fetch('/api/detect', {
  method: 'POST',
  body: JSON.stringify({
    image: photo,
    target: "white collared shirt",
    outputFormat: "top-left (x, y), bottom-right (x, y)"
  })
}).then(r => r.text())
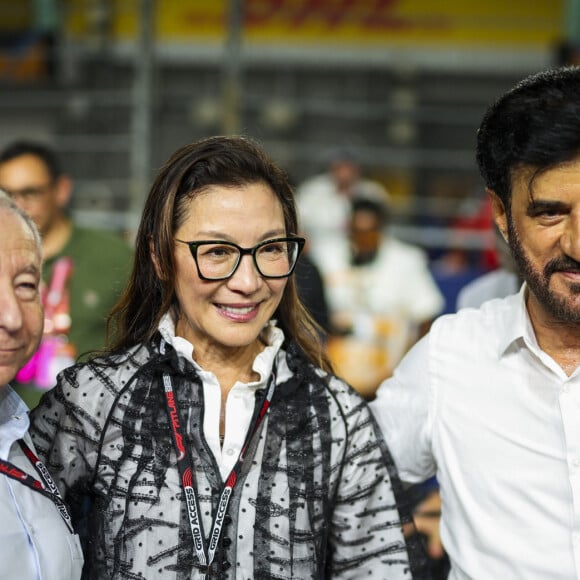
top-left (158, 314), bottom-right (286, 480)
top-left (0, 386), bottom-right (83, 580)
top-left (371, 285), bottom-right (580, 579)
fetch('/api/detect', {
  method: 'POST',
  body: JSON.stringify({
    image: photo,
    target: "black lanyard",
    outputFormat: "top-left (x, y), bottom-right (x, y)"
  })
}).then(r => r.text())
top-left (160, 339), bottom-right (276, 576)
top-left (0, 440), bottom-right (74, 533)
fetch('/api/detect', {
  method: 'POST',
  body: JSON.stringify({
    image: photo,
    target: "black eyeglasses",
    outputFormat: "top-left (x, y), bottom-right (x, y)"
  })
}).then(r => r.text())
top-left (175, 236), bottom-right (305, 281)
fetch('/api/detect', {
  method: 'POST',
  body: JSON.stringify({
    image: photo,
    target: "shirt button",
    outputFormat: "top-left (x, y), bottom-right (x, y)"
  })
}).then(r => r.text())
top-left (562, 385), bottom-right (571, 395)
top-left (226, 448), bottom-right (235, 456)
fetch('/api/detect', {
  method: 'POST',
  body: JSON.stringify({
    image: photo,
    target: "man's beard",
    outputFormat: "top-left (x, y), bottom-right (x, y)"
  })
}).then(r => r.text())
top-left (507, 218), bottom-right (580, 323)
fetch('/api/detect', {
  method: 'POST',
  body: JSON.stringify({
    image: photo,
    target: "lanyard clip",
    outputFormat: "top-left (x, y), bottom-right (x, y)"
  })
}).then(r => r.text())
top-left (196, 562), bottom-right (218, 576)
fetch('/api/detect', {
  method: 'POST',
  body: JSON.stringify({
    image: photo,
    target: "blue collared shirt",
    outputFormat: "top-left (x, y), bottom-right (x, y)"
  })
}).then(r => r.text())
top-left (0, 385), bottom-right (83, 580)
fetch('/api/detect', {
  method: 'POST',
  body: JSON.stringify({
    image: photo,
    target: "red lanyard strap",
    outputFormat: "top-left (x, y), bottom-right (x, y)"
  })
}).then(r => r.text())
top-left (160, 339), bottom-right (276, 576)
top-left (0, 441), bottom-right (74, 533)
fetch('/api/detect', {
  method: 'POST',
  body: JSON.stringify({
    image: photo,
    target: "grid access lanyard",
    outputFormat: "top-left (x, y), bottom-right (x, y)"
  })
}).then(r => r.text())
top-left (0, 440), bottom-right (74, 533)
top-left (160, 339), bottom-right (276, 576)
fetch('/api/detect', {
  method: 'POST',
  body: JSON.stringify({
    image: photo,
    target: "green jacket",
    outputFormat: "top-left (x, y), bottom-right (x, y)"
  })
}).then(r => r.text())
top-left (15, 225), bottom-right (133, 408)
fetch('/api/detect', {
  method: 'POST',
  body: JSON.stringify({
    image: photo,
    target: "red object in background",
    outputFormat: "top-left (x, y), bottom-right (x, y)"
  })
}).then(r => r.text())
top-left (451, 196), bottom-right (499, 271)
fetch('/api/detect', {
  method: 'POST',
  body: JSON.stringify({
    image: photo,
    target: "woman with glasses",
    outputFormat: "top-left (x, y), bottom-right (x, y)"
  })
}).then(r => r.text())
top-left (28, 136), bottom-right (422, 579)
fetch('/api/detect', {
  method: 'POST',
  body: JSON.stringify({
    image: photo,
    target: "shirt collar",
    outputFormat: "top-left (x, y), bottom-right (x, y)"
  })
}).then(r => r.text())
top-left (497, 283), bottom-right (540, 356)
top-left (0, 385), bottom-right (30, 459)
top-left (157, 312), bottom-right (285, 385)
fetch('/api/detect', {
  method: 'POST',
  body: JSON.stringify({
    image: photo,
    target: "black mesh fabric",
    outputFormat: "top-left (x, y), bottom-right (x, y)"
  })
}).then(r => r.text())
top-left (29, 334), bottom-right (429, 579)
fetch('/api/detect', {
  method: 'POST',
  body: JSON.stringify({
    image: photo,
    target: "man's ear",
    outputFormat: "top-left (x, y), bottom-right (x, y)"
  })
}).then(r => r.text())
top-left (488, 188), bottom-right (508, 243)
top-left (150, 238), bottom-right (164, 280)
top-left (55, 175), bottom-right (73, 209)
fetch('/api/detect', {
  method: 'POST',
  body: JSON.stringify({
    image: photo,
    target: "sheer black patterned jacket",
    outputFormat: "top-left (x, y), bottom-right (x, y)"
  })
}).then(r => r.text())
top-left (29, 331), bottom-right (420, 579)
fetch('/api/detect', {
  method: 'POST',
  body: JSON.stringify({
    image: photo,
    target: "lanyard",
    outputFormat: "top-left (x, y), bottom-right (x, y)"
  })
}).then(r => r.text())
top-left (160, 339), bottom-right (276, 576)
top-left (43, 256), bottom-right (74, 335)
top-left (0, 440), bottom-right (74, 533)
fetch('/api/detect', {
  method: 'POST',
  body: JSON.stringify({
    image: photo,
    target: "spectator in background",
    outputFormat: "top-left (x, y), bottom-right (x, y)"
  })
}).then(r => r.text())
top-left (325, 196), bottom-right (444, 398)
top-left (296, 147), bottom-right (389, 271)
top-left (371, 66), bottom-right (580, 578)
top-left (456, 226), bottom-right (521, 310)
top-left (0, 190), bottom-right (83, 579)
top-left (430, 192), bottom-right (500, 315)
top-left (0, 141), bottom-right (133, 407)
top-left (293, 247), bottom-right (332, 337)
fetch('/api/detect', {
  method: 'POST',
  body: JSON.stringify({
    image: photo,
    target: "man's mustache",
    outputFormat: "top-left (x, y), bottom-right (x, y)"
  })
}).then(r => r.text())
top-left (545, 256), bottom-right (580, 277)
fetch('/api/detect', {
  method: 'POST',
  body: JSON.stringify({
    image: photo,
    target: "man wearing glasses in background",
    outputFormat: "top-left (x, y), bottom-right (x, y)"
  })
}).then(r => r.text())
top-left (0, 141), bottom-right (133, 407)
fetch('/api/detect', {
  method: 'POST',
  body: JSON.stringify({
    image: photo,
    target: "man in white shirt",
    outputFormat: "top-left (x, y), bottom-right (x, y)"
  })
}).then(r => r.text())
top-left (296, 148), bottom-right (389, 270)
top-left (325, 196), bottom-right (444, 397)
top-left (371, 65), bottom-right (580, 579)
top-left (0, 190), bottom-right (83, 579)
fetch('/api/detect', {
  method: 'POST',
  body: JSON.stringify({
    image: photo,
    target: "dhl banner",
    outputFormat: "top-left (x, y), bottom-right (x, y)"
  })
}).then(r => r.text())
top-left (65, 0), bottom-right (563, 48)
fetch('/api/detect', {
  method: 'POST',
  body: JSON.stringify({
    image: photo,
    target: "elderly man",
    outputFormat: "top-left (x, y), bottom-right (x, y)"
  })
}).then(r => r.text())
top-left (371, 66), bottom-right (580, 579)
top-left (0, 190), bottom-right (83, 579)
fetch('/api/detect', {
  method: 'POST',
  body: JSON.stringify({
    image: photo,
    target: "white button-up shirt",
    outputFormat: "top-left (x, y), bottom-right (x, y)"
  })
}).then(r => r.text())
top-left (0, 385), bottom-right (83, 580)
top-left (371, 286), bottom-right (580, 579)
top-left (159, 314), bottom-right (285, 480)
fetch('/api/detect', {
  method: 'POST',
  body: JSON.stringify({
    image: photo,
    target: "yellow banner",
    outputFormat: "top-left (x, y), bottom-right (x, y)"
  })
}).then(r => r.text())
top-left (66, 0), bottom-right (563, 48)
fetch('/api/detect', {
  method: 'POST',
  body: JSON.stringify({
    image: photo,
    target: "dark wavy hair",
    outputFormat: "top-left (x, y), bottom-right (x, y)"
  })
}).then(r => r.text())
top-left (476, 65), bottom-right (580, 208)
top-left (108, 135), bottom-right (331, 371)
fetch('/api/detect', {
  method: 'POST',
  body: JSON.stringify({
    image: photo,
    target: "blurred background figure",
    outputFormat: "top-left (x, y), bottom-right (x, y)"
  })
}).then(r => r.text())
top-left (430, 192), bottom-right (500, 314)
top-left (0, 141), bottom-right (133, 408)
top-left (296, 147), bottom-right (390, 271)
top-left (293, 246), bottom-right (332, 338)
top-left (455, 226), bottom-right (521, 310)
top-left (0, 190), bottom-right (83, 580)
top-left (325, 196), bottom-right (444, 399)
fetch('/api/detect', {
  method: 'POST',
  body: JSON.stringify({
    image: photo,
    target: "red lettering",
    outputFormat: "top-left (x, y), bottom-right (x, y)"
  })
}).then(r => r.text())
top-left (167, 391), bottom-right (186, 460)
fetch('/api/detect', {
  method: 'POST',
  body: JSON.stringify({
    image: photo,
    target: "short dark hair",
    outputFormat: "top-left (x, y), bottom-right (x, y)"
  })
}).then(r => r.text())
top-left (476, 66), bottom-right (580, 208)
top-left (351, 197), bottom-right (390, 227)
top-left (0, 140), bottom-right (63, 181)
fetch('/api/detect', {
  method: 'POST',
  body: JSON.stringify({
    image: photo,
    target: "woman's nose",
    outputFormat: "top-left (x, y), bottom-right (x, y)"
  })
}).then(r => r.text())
top-left (227, 254), bottom-right (262, 292)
